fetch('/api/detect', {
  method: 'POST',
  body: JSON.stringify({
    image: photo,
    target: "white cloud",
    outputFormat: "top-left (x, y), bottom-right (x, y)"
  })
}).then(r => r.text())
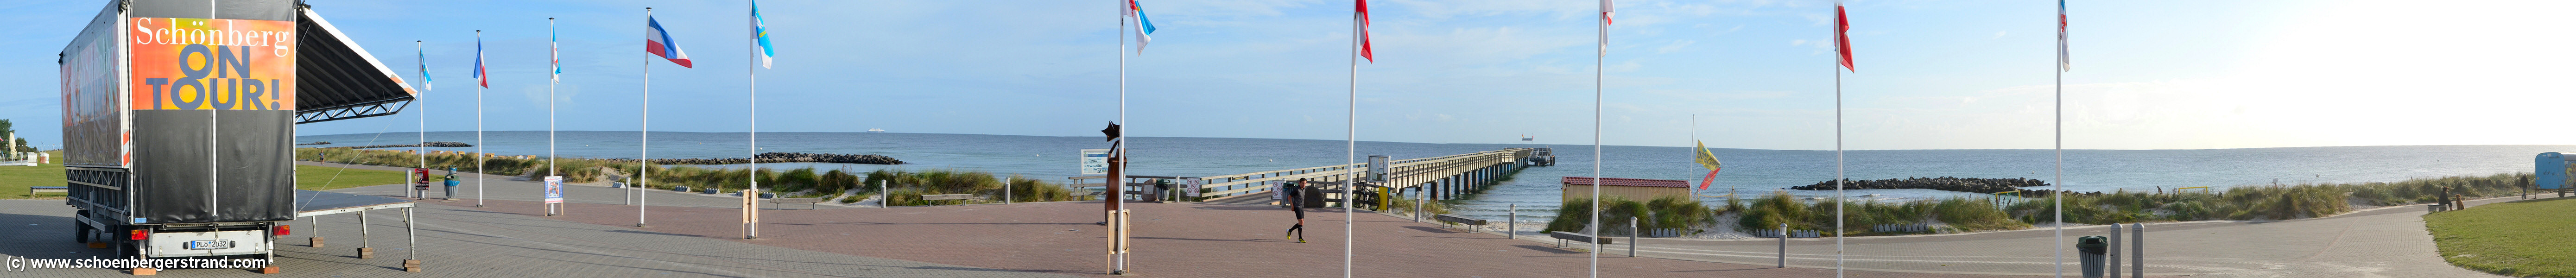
top-left (1656, 39), bottom-right (1696, 54)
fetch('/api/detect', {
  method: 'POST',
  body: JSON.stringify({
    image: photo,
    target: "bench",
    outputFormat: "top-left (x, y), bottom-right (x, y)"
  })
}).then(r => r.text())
top-left (768, 197), bottom-right (828, 209)
top-left (920, 194), bottom-right (975, 206)
top-left (1550, 231), bottom-right (1610, 248)
top-left (28, 186), bottom-right (68, 199)
top-left (1431, 214), bottom-right (1491, 234)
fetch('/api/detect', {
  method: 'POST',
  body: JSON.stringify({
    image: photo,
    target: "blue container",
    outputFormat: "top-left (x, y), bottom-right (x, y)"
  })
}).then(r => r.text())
top-left (2539, 152), bottom-right (2576, 190)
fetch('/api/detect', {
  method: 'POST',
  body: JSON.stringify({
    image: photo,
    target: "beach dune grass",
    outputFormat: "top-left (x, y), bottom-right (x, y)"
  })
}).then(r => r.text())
top-left (2425, 197), bottom-right (2576, 278)
top-left (1698, 173), bottom-right (2535, 236)
top-left (1545, 195), bottom-right (1713, 236)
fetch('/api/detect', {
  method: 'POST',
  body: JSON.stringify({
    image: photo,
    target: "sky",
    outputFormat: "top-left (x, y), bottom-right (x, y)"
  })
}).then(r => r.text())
top-left (3, 0), bottom-right (2573, 151)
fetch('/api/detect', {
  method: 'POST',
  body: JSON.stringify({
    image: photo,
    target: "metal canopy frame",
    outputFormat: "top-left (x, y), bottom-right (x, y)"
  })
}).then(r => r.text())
top-left (291, 5), bottom-right (420, 125)
top-left (296, 99), bottom-right (411, 124)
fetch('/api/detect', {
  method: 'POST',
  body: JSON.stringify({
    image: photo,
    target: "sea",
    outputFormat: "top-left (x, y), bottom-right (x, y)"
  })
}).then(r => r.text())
top-left (297, 131), bottom-right (2567, 223)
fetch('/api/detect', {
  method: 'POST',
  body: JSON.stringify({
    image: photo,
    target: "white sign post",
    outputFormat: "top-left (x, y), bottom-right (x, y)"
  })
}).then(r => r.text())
top-left (543, 176), bottom-right (565, 216)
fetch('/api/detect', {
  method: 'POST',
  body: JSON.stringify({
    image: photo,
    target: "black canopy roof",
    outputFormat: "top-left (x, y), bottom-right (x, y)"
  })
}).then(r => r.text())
top-left (292, 5), bottom-right (415, 124)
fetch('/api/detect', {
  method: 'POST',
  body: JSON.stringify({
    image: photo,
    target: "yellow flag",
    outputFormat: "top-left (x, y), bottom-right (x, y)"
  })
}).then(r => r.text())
top-left (1694, 141), bottom-right (1722, 170)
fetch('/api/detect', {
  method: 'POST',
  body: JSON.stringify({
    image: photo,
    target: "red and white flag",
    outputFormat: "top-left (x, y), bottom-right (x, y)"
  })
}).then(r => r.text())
top-left (1356, 0), bottom-right (1373, 63)
top-left (1835, 1), bottom-right (1854, 72)
top-left (2058, 0), bottom-right (2070, 71)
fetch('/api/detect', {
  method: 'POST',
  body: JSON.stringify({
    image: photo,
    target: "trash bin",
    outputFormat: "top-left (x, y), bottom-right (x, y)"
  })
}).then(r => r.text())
top-left (442, 174), bottom-right (460, 199)
top-left (2079, 235), bottom-right (2108, 278)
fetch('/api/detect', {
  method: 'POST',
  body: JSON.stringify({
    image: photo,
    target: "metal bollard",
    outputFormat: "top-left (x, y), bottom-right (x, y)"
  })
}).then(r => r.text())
top-left (1777, 223), bottom-right (1788, 267)
top-left (2108, 224), bottom-right (2121, 278)
top-left (1507, 204), bottom-right (1517, 240)
top-left (2132, 223), bottom-right (2144, 276)
top-left (1628, 217), bottom-right (1639, 258)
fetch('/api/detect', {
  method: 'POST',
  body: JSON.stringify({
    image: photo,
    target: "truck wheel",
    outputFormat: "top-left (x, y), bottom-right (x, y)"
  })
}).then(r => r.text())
top-left (73, 219), bottom-right (89, 243)
top-left (72, 210), bottom-right (90, 243)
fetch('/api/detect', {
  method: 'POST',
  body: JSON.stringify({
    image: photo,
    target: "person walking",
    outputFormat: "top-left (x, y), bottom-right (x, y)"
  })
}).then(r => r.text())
top-left (1284, 178), bottom-right (1308, 243)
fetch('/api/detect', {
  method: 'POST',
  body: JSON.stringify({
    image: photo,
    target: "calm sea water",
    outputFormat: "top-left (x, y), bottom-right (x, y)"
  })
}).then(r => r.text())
top-left (299, 131), bottom-right (2566, 222)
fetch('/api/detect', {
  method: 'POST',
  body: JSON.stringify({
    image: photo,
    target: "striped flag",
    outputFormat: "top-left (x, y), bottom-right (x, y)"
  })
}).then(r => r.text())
top-left (753, 0), bottom-right (774, 69)
top-left (1356, 0), bottom-right (1373, 63)
top-left (1835, 0), bottom-right (1854, 72)
top-left (419, 45), bottom-right (432, 90)
top-left (2058, 0), bottom-right (2070, 71)
top-left (551, 21), bottom-right (562, 82)
top-left (1600, 0), bottom-right (1612, 57)
top-left (1125, 0), bottom-right (1156, 54)
top-left (1693, 141), bottom-right (1722, 190)
top-left (475, 33), bottom-right (488, 88)
top-left (646, 15), bottom-right (695, 68)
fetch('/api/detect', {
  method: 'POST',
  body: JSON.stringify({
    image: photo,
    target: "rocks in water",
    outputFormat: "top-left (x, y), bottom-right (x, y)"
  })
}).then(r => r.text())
top-left (1791, 177), bottom-right (2052, 194)
top-left (323, 141), bottom-right (473, 149)
top-left (296, 141), bottom-right (332, 145)
top-left (606, 152), bottom-right (904, 165)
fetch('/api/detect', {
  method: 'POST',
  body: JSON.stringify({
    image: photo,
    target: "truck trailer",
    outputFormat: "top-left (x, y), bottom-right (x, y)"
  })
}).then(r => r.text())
top-left (59, 0), bottom-right (419, 272)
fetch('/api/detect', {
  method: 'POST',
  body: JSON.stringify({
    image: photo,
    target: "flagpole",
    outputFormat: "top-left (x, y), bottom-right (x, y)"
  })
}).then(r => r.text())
top-left (475, 30), bottom-right (486, 208)
top-left (1113, 0), bottom-right (1131, 273)
top-left (638, 7), bottom-right (654, 227)
top-left (417, 41), bottom-right (428, 175)
top-left (2053, 1), bottom-right (2069, 277)
top-left (549, 18), bottom-right (561, 216)
top-left (1589, 1), bottom-right (1605, 276)
top-left (1344, 2), bottom-right (1362, 277)
top-left (744, 0), bottom-right (762, 240)
top-left (1830, 3), bottom-right (1847, 276)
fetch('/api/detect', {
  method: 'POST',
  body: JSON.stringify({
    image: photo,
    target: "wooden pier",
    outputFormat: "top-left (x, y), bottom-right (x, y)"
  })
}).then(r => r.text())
top-left (1070, 148), bottom-right (1538, 206)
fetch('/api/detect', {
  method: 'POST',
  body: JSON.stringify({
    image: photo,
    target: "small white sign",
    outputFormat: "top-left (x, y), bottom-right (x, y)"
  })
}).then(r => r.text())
top-left (1367, 155), bottom-right (1392, 183)
top-left (543, 176), bottom-right (565, 204)
top-left (1079, 149), bottom-right (1112, 175)
top-left (1184, 178), bottom-right (1203, 197)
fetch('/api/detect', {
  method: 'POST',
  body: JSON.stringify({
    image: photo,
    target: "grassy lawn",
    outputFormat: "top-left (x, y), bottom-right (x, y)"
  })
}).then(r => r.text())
top-left (295, 164), bottom-right (408, 191)
top-left (2425, 197), bottom-right (2576, 278)
top-left (0, 151), bottom-right (66, 199)
top-left (0, 151), bottom-right (400, 199)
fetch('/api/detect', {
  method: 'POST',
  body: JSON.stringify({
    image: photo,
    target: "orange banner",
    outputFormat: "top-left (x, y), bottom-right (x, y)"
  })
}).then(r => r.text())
top-left (128, 17), bottom-right (296, 111)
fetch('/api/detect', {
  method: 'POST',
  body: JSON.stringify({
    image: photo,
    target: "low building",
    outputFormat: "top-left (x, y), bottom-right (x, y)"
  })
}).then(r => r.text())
top-left (1561, 177), bottom-right (1691, 202)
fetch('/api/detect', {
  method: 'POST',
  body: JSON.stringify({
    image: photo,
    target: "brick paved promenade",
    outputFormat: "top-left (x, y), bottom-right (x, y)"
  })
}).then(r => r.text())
top-left (0, 162), bottom-right (2506, 277)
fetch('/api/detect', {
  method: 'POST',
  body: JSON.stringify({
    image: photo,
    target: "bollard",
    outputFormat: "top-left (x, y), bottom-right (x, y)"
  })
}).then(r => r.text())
top-left (1628, 217), bottom-right (1639, 258)
top-left (1507, 204), bottom-right (1517, 240)
top-left (2108, 224), bottom-right (2121, 278)
top-left (1777, 223), bottom-right (1788, 268)
top-left (2132, 223), bottom-right (2144, 277)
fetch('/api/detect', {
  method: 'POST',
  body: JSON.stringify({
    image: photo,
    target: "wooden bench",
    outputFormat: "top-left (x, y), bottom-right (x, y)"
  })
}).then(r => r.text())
top-left (768, 197), bottom-right (828, 209)
top-left (1551, 231), bottom-right (1609, 247)
top-left (920, 194), bottom-right (975, 206)
top-left (1432, 214), bottom-right (1491, 234)
top-left (28, 186), bottom-right (68, 199)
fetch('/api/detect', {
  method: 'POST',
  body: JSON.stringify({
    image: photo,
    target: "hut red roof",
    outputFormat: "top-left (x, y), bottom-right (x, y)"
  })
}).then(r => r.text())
top-left (1560, 177), bottom-right (1690, 188)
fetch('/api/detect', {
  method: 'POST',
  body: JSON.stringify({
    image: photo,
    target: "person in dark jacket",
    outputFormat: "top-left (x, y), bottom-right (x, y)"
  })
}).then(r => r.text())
top-left (1284, 178), bottom-right (1307, 243)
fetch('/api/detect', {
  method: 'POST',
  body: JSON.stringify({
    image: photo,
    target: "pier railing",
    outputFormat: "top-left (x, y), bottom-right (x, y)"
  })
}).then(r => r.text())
top-left (1066, 148), bottom-right (1532, 202)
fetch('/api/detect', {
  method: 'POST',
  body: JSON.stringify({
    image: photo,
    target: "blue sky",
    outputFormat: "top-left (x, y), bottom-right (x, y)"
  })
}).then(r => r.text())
top-left (5, 0), bottom-right (2572, 151)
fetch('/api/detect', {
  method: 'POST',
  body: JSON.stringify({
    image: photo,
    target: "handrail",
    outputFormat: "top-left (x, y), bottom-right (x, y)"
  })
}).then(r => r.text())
top-left (1079, 148), bottom-right (1532, 199)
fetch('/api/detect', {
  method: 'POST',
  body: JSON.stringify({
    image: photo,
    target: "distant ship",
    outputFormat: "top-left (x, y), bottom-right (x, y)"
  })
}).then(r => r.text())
top-left (867, 128), bottom-right (886, 133)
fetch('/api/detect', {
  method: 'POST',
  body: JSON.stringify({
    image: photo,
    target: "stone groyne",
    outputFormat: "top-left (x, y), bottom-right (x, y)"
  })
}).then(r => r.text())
top-left (322, 141), bottom-right (474, 149)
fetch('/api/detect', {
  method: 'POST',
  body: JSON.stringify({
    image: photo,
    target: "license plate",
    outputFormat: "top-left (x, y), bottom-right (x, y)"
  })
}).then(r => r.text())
top-left (186, 240), bottom-right (234, 250)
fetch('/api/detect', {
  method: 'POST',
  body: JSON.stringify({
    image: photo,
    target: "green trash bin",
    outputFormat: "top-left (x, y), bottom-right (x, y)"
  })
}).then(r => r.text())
top-left (2078, 235), bottom-right (2108, 278)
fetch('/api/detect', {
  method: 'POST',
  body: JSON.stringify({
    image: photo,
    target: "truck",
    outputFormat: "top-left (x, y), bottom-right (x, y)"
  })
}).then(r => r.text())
top-left (59, 0), bottom-right (419, 272)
